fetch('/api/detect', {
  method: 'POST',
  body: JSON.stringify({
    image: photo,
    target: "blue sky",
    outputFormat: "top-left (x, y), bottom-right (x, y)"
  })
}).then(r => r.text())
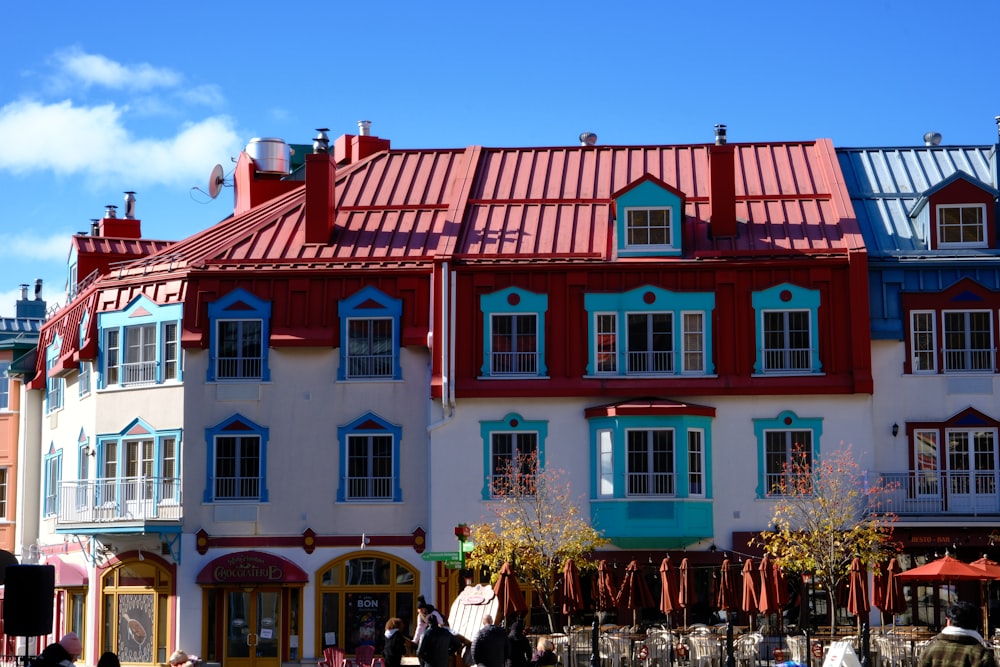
top-left (2, 0), bottom-right (999, 317)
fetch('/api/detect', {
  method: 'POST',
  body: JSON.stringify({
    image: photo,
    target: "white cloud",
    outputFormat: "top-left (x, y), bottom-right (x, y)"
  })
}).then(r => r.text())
top-left (177, 84), bottom-right (226, 108)
top-left (0, 231), bottom-right (74, 262)
top-left (0, 99), bottom-right (241, 186)
top-left (54, 48), bottom-right (181, 91)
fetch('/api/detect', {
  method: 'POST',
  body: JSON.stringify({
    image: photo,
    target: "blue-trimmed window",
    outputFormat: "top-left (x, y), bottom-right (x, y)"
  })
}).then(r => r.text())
top-left (0, 360), bottom-right (9, 410)
top-left (46, 337), bottom-right (64, 413)
top-left (205, 414), bottom-right (268, 502)
top-left (480, 413), bottom-right (548, 499)
top-left (96, 419), bottom-right (182, 507)
top-left (589, 416), bottom-right (711, 499)
top-left (208, 288), bottom-right (271, 382)
top-left (77, 429), bottom-right (90, 510)
top-left (99, 295), bottom-right (182, 388)
top-left (754, 410), bottom-right (822, 497)
top-left (336, 413), bottom-right (402, 502)
top-left (78, 313), bottom-right (91, 397)
top-left (752, 283), bottom-right (821, 374)
top-left (44, 444), bottom-right (62, 516)
top-left (615, 176), bottom-right (685, 256)
top-left (480, 287), bottom-right (548, 377)
top-left (338, 286), bottom-right (402, 381)
top-left (585, 286), bottom-right (715, 376)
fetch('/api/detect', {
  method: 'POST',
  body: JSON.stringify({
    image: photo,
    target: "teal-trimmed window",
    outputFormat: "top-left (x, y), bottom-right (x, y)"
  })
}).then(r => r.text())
top-left (208, 288), bottom-right (271, 382)
top-left (99, 295), bottom-right (182, 388)
top-left (205, 414), bottom-right (268, 502)
top-left (0, 360), bottom-right (9, 410)
top-left (46, 337), bottom-right (64, 413)
top-left (752, 283), bottom-right (821, 374)
top-left (44, 444), bottom-right (62, 516)
top-left (585, 286), bottom-right (715, 376)
top-left (336, 412), bottom-right (402, 502)
top-left (77, 429), bottom-right (90, 511)
top-left (589, 415), bottom-right (711, 500)
top-left (480, 413), bottom-right (548, 499)
top-left (480, 288), bottom-right (548, 378)
top-left (754, 410), bottom-right (822, 497)
top-left (78, 313), bottom-right (92, 397)
top-left (337, 286), bottom-right (402, 381)
top-left (96, 419), bottom-right (182, 507)
top-left (614, 176), bottom-right (686, 256)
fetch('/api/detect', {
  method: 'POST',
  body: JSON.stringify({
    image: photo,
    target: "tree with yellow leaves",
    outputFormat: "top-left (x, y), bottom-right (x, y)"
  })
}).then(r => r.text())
top-left (754, 445), bottom-right (898, 633)
top-left (466, 451), bottom-right (608, 632)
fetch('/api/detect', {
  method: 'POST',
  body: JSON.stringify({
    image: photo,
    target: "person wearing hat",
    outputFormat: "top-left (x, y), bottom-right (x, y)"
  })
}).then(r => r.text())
top-left (31, 633), bottom-right (81, 667)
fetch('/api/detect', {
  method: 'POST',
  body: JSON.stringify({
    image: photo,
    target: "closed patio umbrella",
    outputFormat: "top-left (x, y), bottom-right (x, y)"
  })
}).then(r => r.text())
top-left (562, 558), bottom-right (584, 621)
top-left (660, 557), bottom-right (680, 618)
top-left (594, 560), bottom-right (618, 621)
top-left (758, 555), bottom-right (780, 617)
top-left (847, 557), bottom-right (870, 618)
top-left (617, 559), bottom-right (654, 628)
top-left (741, 559), bottom-right (758, 628)
top-left (882, 558), bottom-right (907, 620)
top-left (678, 557), bottom-right (696, 628)
top-left (871, 561), bottom-right (887, 629)
top-left (717, 558), bottom-right (737, 615)
top-left (493, 561), bottom-right (528, 625)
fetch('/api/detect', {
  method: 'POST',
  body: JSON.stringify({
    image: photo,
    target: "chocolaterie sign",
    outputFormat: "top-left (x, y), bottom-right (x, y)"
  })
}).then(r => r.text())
top-left (196, 550), bottom-right (308, 584)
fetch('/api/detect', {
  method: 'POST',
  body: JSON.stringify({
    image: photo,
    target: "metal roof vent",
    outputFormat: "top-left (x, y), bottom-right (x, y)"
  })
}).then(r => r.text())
top-left (246, 138), bottom-right (291, 174)
top-left (123, 191), bottom-right (136, 219)
top-left (358, 120), bottom-right (372, 137)
top-left (579, 132), bottom-right (597, 146)
top-left (104, 204), bottom-right (118, 218)
top-left (715, 124), bottom-right (728, 146)
top-left (313, 128), bottom-right (330, 154)
top-left (923, 131), bottom-right (942, 146)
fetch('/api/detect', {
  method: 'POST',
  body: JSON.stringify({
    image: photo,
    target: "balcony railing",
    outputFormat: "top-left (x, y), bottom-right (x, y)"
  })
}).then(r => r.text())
top-left (878, 470), bottom-right (1000, 516)
top-left (56, 477), bottom-right (182, 526)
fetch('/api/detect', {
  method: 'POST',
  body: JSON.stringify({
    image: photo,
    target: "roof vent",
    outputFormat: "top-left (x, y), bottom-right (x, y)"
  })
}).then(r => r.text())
top-left (90, 219), bottom-right (100, 235)
top-left (246, 138), bottom-right (291, 174)
top-left (313, 128), bottom-right (330, 154)
top-left (579, 132), bottom-right (597, 146)
top-left (715, 124), bottom-right (728, 146)
top-left (123, 191), bottom-right (136, 219)
top-left (104, 204), bottom-right (118, 218)
top-left (995, 115), bottom-right (1000, 140)
top-left (358, 120), bottom-right (372, 137)
top-left (923, 131), bottom-right (942, 146)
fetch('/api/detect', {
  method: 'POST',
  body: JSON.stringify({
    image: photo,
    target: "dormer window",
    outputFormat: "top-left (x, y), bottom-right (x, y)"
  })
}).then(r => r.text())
top-left (626, 207), bottom-right (673, 249)
top-left (937, 204), bottom-right (987, 248)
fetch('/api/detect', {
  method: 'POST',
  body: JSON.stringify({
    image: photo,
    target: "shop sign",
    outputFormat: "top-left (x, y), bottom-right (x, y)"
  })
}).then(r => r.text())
top-left (197, 550), bottom-right (308, 584)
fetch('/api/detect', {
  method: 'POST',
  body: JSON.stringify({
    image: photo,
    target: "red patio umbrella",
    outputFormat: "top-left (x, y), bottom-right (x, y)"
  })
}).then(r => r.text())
top-left (716, 557), bottom-right (737, 615)
top-left (562, 558), bottom-right (584, 619)
top-left (757, 555), bottom-right (781, 617)
top-left (593, 560), bottom-right (618, 618)
top-left (871, 561), bottom-right (887, 628)
top-left (882, 558), bottom-right (907, 619)
top-left (741, 559), bottom-right (758, 628)
top-left (659, 557), bottom-right (680, 618)
top-left (617, 560), bottom-right (654, 627)
top-left (968, 557), bottom-right (1000, 636)
top-left (678, 557), bottom-right (696, 628)
top-left (896, 554), bottom-right (993, 582)
top-left (493, 561), bottom-right (528, 625)
top-left (847, 557), bottom-right (870, 634)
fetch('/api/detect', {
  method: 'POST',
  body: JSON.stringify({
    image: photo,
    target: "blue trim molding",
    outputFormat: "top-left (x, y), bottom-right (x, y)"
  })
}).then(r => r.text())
top-left (207, 288), bottom-right (272, 382)
top-left (479, 413), bottom-right (548, 500)
top-left (753, 410), bottom-right (823, 498)
top-left (336, 412), bottom-right (403, 502)
top-left (480, 287), bottom-right (548, 377)
top-left (337, 286), bottom-right (403, 381)
top-left (204, 414), bottom-right (269, 502)
top-left (751, 283), bottom-right (821, 374)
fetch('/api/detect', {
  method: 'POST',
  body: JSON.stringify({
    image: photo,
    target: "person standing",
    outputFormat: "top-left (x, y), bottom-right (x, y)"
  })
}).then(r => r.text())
top-left (417, 615), bottom-right (463, 667)
top-left (471, 615), bottom-right (509, 667)
top-left (917, 601), bottom-right (997, 667)
top-left (32, 633), bottom-right (82, 667)
top-left (414, 595), bottom-right (448, 647)
top-left (530, 638), bottom-right (558, 667)
top-left (383, 617), bottom-right (411, 667)
top-left (507, 620), bottom-right (532, 667)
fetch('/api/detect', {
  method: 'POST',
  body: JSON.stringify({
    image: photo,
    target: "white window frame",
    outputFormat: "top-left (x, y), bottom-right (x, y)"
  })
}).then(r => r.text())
top-left (625, 428), bottom-right (675, 497)
top-left (213, 434), bottom-right (262, 500)
top-left (489, 431), bottom-right (538, 497)
top-left (490, 313), bottom-right (538, 376)
top-left (216, 319), bottom-right (264, 380)
top-left (687, 429), bottom-right (705, 498)
top-left (0, 467), bottom-right (7, 519)
top-left (942, 310), bottom-right (994, 373)
top-left (937, 204), bottom-right (987, 249)
top-left (626, 312), bottom-right (674, 374)
top-left (764, 430), bottom-right (812, 495)
top-left (346, 434), bottom-right (394, 500)
top-left (910, 310), bottom-right (937, 373)
top-left (598, 429), bottom-right (614, 497)
top-left (761, 309), bottom-right (812, 372)
top-left (594, 313), bottom-right (618, 374)
top-left (681, 311), bottom-right (706, 374)
top-left (0, 361), bottom-right (9, 411)
top-left (345, 317), bottom-right (395, 379)
top-left (625, 207), bottom-right (674, 250)
top-left (913, 429), bottom-right (940, 497)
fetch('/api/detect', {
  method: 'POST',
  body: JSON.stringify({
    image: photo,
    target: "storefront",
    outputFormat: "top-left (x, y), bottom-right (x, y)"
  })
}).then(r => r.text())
top-left (197, 551), bottom-right (307, 667)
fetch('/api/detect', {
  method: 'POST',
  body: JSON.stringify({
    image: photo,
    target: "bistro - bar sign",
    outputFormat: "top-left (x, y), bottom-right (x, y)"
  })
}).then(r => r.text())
top-left (196, 550), bottom-right (309, 585)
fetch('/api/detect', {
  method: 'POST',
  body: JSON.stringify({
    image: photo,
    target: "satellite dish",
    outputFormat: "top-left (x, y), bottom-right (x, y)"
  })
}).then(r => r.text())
top-left (208, 164), bottom-right (225, 199)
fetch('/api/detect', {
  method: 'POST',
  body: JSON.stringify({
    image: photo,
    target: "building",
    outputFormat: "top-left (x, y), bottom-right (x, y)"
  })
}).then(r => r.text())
top-left (21, 121), bottom-right (878, 665)
top-left (838, 123), bottom-right (1000, 627)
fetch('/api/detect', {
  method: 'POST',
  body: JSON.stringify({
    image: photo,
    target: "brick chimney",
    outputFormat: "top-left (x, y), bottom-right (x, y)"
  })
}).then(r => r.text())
top-left (305, 130), bottom-right (337, 244)
top-left (97, 193), bottom-right (142, 238)
top-left (709, 124), bottom-right (737, 238)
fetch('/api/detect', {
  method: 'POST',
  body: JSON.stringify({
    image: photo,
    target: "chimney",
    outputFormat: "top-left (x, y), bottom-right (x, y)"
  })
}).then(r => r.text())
top-left (709, 123), bottom-right (737, 238)
top-left (358, 120), bottom-right (372, 137)
top-left (97, 202), bottom-right (142, 238)
top-left (233, 137), bottom-right (299, 216)
top-left (124, 191), bottom-right (137, 219)
top-left (343, 120), bottom-right (390, 164)
top-left (579, 132), bottom-right (598, 146)
top-left (91, 219), bottom-right (100, 235)
top-left (16, 279), bottom-right (46, 319)
top-left (305, 129), bottom-right (337, 244)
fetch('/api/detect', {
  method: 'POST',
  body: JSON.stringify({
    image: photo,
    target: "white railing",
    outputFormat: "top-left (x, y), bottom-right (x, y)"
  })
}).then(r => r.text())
top-left (627, 472), bottom-right (675, 496)
top-left (121, 360), bottom-right (157, 386)
top-left (626, 350), bottom-right (673, 374)
top-left (491, 351), bottom-right (538, 375)
top-left (878, 470), bottom-right (1000, 515)
top-left (56, 477), bottom-right (182, 525)
top-left (347, 354), bottom-right (394, 378)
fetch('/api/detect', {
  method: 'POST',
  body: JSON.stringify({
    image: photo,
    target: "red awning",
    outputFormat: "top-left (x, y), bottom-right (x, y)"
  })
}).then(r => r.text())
top-left (48, 556), bottom-right (89, 587)
top-left (196, 550), bottom-right (308, 584)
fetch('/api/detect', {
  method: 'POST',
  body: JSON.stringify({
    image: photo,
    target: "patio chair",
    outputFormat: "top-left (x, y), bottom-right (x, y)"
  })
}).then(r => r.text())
top-left (733, 633), bottom-right (761, 667)
top-left (686, 634), bottom-right (721, 667)
top-left (318, 647), bottom-right (346, 667)
top-left (354, 645), bottom-right (376, 667)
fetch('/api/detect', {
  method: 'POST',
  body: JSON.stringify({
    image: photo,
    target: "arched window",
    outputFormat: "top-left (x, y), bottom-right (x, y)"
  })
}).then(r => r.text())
top-left (100, 558), bottom-right (174, 664)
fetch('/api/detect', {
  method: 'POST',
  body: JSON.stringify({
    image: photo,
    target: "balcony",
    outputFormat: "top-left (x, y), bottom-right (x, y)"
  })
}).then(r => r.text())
top-left (54, 477), bottom-right (182, 532)
top-left (878, 470), bottom-right (1000, 517)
